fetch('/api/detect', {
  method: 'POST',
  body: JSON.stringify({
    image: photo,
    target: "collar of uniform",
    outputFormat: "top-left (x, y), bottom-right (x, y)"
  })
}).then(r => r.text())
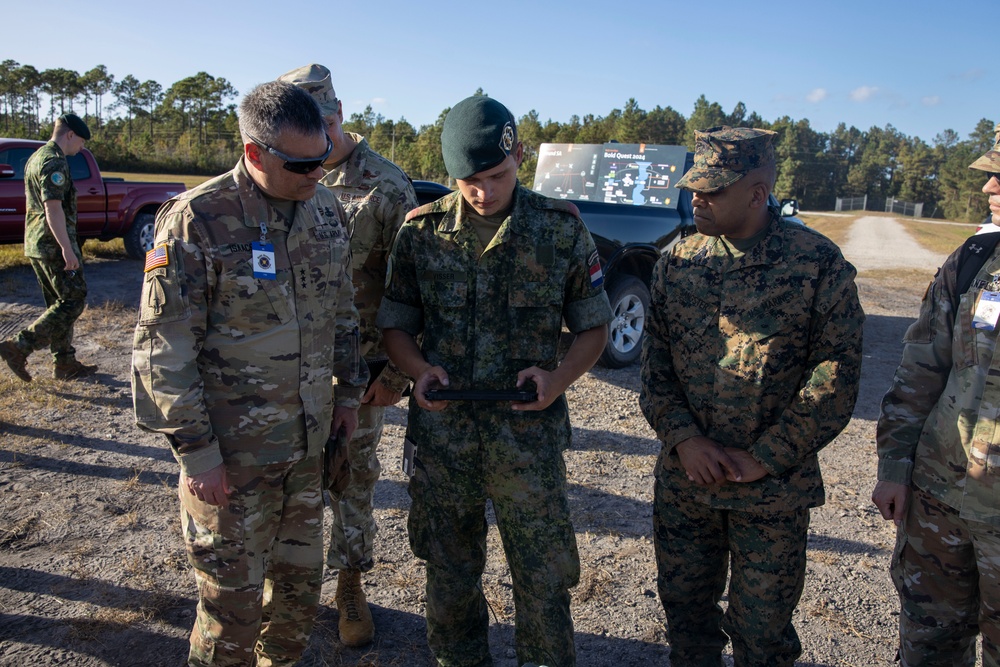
top-left (234, 157), bottom-right (293, 233)
top-left (726, 212), bottom-right (784, 270)
top-left (328, 133), bottom-right (369, 188)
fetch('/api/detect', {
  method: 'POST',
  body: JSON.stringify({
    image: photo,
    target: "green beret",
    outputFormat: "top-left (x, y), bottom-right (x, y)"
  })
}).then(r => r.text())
top-left (441, 96), bottom-right (517, 180)
top-left (675, 126), bottom-right (776, 194)
top-left (59, 113), bottom-right (91, 140)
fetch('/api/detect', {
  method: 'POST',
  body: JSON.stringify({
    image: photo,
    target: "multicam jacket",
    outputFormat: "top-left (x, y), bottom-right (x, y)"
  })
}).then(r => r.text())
top-left (640, 214), bottom-right (864, 510)
top-left (376, 185), bottom-right (612, 465)
top-left (877, 243), bottom-right (1000, 526)
top-left (321, 133), bottom-right (417, 392)
top-left (131, 159), bottom-right (367, 476)
top-left (23, 140), bottom-right (78, 260)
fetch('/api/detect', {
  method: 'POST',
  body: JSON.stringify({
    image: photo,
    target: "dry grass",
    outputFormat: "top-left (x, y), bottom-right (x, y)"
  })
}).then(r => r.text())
top-left (857, 267), bottom-right (938, 288)
top-left (899, 219), bottom-right (976, 255)
top-left (102, 171), bottom-right (210, 190)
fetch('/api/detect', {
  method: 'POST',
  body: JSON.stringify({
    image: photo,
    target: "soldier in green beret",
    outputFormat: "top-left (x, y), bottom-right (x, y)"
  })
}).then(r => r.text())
top-left (873, 132), bottom-right (1000, 666)
top-left (377, 95), bottom-right (613, 667)
top-left (639, 126), bottom-right (864, 666)
top-left (0, 113), bottom-right (98, 382)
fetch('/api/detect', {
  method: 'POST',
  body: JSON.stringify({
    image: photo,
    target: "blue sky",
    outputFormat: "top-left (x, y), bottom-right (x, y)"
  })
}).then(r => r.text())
top-left (5, 0), bottom-right (996, 143)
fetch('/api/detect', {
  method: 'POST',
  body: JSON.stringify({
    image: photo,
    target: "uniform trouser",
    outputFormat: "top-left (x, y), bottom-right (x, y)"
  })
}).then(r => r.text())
top-left (16, 257), bottom-right (87, 362)
top-left (180, 455), bottom-right (324, 667)
top-left (407, 444), bottom-right (580, 667)
top-left (891, 487), bottom-right (1000, 667)
top-left (326, 401), bottom-right (383, 572)
top-left (653, 480), bottom-right (809, 667)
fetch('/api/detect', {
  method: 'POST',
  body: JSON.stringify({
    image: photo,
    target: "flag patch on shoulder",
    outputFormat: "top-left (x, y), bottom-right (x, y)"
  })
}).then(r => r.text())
top-left (588, 250), bottom-right (603, 287)
top-left (144, 244), bottom-right (168, 272)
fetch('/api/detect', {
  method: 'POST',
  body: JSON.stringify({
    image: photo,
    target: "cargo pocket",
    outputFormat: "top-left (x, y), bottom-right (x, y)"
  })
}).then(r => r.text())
top-left (508, 281), bottom-right (563, 360)
top-left (179, 485), bottom-right (247, 589)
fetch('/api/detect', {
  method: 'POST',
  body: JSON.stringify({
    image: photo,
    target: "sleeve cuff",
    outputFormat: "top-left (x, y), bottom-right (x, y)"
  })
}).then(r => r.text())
top-left (749, 434), bottom-right (797, 476)
top-left (378, 361), bottom-right (411, 393)
top-left (564, 292), bottom-right (613, 333)
top-left (174, 438), bottom-right (224, 477)
top-left (660, 424), bottom-right (704, 456)
top-left (334, 384), bottom-right (365, 409)
top-left (877, 459), bottom-right (913, 485)
top-left (376, 299), bottom-right (423, 336)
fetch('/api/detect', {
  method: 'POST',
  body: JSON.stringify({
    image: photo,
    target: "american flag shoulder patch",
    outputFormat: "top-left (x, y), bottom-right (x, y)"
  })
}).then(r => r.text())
top-left (144, 244), bottom-right (169, 272)
top-left (588, 250), bottom-right (603, 288)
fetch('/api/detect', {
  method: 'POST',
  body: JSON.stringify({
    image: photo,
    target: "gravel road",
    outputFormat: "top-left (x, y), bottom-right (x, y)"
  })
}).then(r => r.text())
top-left (0, 217), bottom-right (978, 667)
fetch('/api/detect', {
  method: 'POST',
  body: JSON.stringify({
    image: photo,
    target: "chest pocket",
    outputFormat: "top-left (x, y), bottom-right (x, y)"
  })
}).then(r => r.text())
top-left (420, 279), bottom-right (468, 308)
top-left (508, 281), bottom-right (563, 361)
top-left (954, 290), bottom-right (983, 371)
top-left (214, 252), bottom-right (294, 338)
top-left (738, 298), bottom-right (811, 384)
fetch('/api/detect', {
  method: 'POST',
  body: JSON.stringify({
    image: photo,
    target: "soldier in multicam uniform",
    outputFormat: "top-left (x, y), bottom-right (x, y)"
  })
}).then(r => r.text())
top-left (377, 95), bottom-right (613, 667)
top-left (873, 131), bottom-right (1000, 666)
top-left (0, 113), bottom-right (98, 382)
top-left (639, 126), bottom-right (864, 667)
top-left (277, 63), bottom-right (418, 647)
top-left (130, 81), bottom-right (368, 667)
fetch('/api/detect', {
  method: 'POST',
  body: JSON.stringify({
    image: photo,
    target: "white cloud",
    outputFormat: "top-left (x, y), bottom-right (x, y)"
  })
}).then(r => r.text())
top-left (371, 97), bottom-right (387, 105)
top-left (955, 69), bottom-right (984, 81)
top-left (806, 88), bottom-right (827, 103)
top-left (850, 86), bottom-right (879, 102)
top-left (921, 96), bottom-right (941, 107)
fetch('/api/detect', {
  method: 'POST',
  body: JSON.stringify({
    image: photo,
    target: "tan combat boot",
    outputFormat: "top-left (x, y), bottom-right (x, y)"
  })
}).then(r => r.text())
top-left (336, 568), bottom-right (374, 646)
top-left (53, 360), bottom-right (98, 380)
top-left (0, 340), bottom-right (31, 382)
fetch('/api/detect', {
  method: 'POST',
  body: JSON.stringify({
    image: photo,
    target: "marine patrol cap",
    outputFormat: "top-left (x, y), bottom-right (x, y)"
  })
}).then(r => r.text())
top-left (59, 113), bottom-right (91, 140)
top-left (277, 64), bottom-right (339, 116)
top-left (969, 134), bottom-right (1000, 173)
top-left (675, 126), bottom-right (777, 193)
top-left (441, 96), bottom-right (518, 180)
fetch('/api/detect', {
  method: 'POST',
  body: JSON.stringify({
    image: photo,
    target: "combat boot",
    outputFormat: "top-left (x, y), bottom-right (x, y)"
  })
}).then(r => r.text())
top-left (53, 360), bottom-right (98, 380)
top-left (336, 568), bottom-right (374, 646)
top-left (0, 340), bottom-right (31, 382)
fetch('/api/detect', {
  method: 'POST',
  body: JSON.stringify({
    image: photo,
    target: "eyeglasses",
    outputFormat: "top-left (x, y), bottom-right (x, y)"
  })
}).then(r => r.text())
top-left (987, 172), bottom-right (1000, 183)
top-left (245, 131), bottom-right (333, 175)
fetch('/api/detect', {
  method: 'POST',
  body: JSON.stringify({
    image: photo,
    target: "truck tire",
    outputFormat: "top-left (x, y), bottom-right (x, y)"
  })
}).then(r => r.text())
top-left (599, 274), bottom-right (650, 368)
top-left (123, 212), bottom-right (156, 260)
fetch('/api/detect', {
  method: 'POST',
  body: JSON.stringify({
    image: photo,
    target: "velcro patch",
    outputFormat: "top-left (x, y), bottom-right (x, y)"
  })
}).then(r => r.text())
top-left (144, 244), bottom-right (169, 272)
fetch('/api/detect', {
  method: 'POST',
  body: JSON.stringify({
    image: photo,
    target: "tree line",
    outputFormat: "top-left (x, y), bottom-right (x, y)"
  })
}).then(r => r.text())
top-left (1, 61), bottom-right (995, 222)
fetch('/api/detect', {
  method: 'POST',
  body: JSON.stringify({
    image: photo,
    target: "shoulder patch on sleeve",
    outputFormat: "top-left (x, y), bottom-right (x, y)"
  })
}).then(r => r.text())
top-left (144, 243), bottom-right (169, 272)
top-left (588, 250), bottom-right (604, 288)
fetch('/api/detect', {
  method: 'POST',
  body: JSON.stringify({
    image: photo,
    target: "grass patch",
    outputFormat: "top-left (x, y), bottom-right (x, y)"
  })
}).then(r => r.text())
top-left (857, 267), bottom-right (938, 286)
top-left (899, 219), bottom-right (975, 255)
top-left (102, 171), bottom-right (210, 190)
top-left (801, 216), bottom-right (854, 246)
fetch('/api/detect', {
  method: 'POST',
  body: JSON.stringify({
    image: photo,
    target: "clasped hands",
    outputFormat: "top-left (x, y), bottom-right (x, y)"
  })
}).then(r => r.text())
top-left (675, 436), bottom-right (769, 486)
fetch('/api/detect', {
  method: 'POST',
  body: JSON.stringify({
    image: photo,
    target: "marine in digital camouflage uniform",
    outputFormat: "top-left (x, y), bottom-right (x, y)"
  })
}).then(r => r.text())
top-left (377, 96), bottom-right (612, 667)
top-left (639, 126), bottom-right (864, 667)
top-left (278, 63), bottom-right (419, 647)
top-left (130, 82), bottom-right (367, 667)
top-left (873, 130), bottom-right (1000, 667)
top-left (0, 114), bottom-right (98, 382)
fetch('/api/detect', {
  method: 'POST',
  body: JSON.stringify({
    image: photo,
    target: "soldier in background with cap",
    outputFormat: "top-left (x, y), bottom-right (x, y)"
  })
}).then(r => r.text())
top-left (639, 126), bottom-right (863, 667)
top-left (0, 113), bottom-right (98, 382)
top-left (873, 131), bottom-right (1000, 666)
top-left (377, 95), bottom-right (612, 667)
top-left (277, 63), bottom-right (418, 647)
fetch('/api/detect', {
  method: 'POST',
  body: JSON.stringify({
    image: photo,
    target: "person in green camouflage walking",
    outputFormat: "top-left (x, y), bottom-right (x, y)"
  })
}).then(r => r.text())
top-left (377, 95), bottom-right (612, 667)
top-left (0, 113), bottom-right (98, 382)
top-left (639, 126), bottom-right (864, 667)
top-left (873, 129), bottom-right (1000, 667)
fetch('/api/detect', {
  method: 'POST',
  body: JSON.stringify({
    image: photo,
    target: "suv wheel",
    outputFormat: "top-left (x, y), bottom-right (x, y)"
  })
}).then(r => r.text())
top-left (123, 212), bottom-right (156, 260)
top-left (599, 274), bottom-right (650, 368)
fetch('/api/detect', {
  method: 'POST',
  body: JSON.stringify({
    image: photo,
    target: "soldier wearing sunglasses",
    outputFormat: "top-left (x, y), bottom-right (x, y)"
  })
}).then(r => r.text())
top-left (131, 81), bottom-right (368, 667)
top-left (874, 126), bottom-right (1000, 667)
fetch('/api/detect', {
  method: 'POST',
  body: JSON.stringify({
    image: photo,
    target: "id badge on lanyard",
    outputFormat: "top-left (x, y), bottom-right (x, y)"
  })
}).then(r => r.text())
top-left (973, 291), bottom-right (1000, 330)
top-left (252, 221), bottom-right (276, 280)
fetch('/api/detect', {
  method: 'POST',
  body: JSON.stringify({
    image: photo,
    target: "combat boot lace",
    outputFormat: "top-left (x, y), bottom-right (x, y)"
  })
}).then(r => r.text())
top-left (336, 568), bottom-right (374, 646)
top-left (53, 360), bottom-right (98, 380)
top-left (0, 340), bottom-right (31, 382)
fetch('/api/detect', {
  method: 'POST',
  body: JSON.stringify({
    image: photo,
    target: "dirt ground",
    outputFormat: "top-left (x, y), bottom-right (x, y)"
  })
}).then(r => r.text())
top-left (0, 219), bottom-right (977, 667)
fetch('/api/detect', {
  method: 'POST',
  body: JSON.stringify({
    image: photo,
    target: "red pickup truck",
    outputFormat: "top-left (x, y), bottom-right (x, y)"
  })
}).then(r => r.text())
top-left (0, 138), bottom-right (185, 259)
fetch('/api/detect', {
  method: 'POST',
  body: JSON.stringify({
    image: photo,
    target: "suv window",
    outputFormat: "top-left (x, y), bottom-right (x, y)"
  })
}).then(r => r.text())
top-left (0, 147), bottom-right (90, 181)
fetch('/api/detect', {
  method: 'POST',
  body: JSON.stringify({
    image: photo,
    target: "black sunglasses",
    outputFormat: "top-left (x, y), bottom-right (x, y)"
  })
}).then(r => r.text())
top-left (245, 131), bottom-right (333, 174)
top-left (987, 172), bottom-right (1000, 183)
